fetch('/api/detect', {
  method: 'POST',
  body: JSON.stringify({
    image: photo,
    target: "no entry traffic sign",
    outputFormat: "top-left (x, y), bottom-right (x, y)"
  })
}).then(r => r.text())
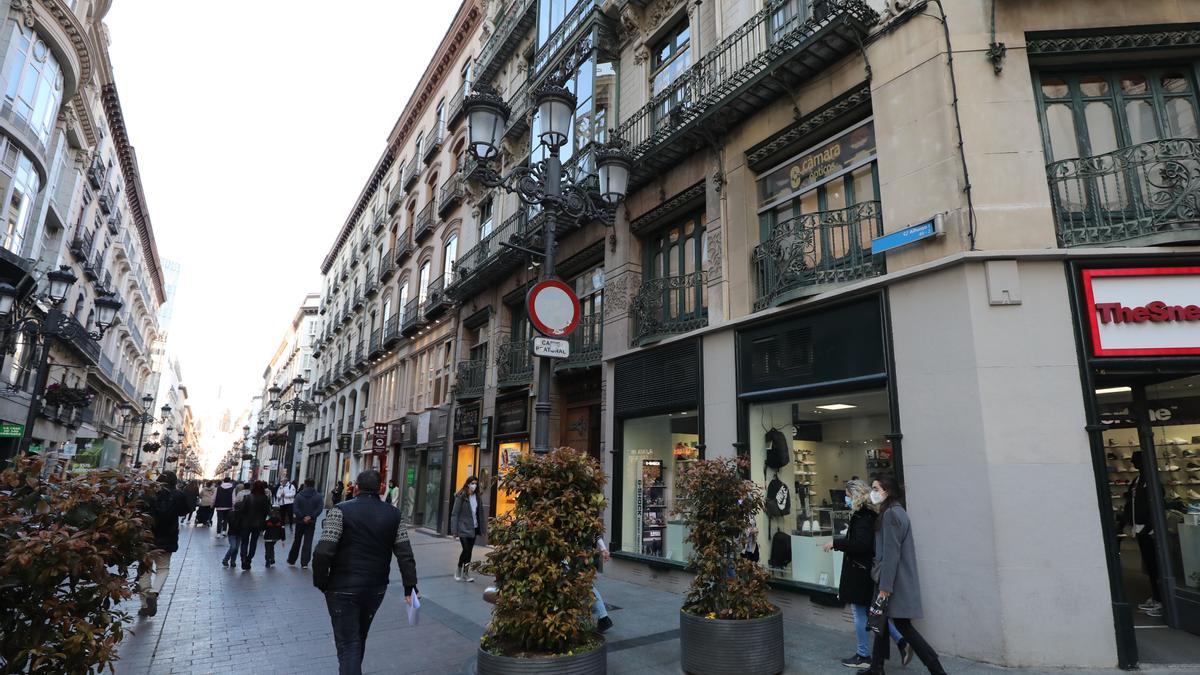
top-left (527, 279), bottom-right (580, 337)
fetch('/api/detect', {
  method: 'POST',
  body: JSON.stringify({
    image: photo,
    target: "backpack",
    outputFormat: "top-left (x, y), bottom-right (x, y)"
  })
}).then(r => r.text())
top-left (768, 530), bottom-right (792, 569)
top-left (765, 477), bottom-right (791, 518)
top-left (765, 428), bottom-right (790, 469)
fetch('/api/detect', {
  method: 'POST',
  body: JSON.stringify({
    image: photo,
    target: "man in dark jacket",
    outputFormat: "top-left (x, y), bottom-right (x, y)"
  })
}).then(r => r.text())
top-left (213, 476), bottom-right (236, 536)
top-left (288, 478), bottom-right (324, 568)
top-left (314, 470), bottom-right (418, 675)
top-left (138, 470), bottom-right (188, 617)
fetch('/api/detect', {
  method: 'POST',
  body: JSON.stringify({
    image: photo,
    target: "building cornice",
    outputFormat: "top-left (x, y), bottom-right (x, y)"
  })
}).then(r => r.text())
top-left (101, 83), bottom-right (165, 305)
top-left (320, 0), bottom-right (482, 275)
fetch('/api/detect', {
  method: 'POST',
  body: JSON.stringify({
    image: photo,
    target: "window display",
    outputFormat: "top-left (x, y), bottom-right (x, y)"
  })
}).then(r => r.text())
top-left (748, 389), bottom-right (894, 589)
top-left (620, 411), bottom-right (699, 562)
top-left (495, 440), bottom-right (527, 517)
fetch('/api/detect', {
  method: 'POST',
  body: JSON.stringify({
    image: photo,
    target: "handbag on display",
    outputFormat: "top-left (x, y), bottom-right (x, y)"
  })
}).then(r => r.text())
top-left (765, 428), bottom-right (791, 469)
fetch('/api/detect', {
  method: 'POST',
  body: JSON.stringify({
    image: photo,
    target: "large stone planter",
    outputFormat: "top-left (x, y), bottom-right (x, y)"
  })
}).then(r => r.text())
top-left (475, 640), bottom-right (606, 675)
top-left (680, 609), bottom-right (785, 675)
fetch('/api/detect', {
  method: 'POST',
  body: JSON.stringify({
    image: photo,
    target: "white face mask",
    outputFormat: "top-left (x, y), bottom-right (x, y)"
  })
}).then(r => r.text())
top-left (844, 495), bottom-right (853, 508)
top-left (468, 483), bottom-right (477, 493)
top-left (870, 490), bottom-right (885, 505)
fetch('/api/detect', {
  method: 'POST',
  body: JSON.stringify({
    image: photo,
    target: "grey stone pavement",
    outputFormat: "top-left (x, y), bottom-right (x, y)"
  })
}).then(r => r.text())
top-left (114, 522), bottom-right (1184, 675)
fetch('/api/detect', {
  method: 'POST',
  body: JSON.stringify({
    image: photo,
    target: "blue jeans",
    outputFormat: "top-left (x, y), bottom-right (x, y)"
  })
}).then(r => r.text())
top-left (851, 603), bottom-right (903, 658)
top-left (592, 587), bottom-right (608, 621)
top-left (325, 587), bottom-right (387, 675)
top-left (222, 532), bottom-right (241, 564)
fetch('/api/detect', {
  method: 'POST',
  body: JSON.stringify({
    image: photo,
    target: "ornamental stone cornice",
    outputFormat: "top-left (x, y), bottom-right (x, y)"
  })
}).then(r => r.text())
top-left (744, 83), bottom-right (872, 171)
top-left (1026, 25), bottom-right (1200, 56)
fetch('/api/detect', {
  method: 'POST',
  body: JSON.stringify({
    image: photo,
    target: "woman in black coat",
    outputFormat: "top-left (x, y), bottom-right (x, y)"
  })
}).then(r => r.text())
top-left (823, 479), bottom-right (911, 669)
top-left (237, 480), bottom-right (273, 571)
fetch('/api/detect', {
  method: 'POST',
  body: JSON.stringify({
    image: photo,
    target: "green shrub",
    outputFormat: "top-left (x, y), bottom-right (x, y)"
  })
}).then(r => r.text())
top-left (675, 456), bottom-right (774, 620)
top-left (478, 447), bottom-right (606, 657)
top-left (0, 457), bottom-right (155, 674)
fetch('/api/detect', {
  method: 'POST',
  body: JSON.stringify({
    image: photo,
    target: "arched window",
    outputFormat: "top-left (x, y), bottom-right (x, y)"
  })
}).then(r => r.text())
top-left (3, 24), bottom-right (64, 144)
top-left (418, 261), bottom-right (431, 304)
top-left (398, 280), bottom-right (410, 321)
top-left (443, 234), bottom-right (458, 284)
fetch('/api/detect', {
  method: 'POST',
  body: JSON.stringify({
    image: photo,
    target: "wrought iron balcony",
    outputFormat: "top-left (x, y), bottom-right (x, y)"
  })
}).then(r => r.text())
top-left (352, 288), bottom-right (364, 310)
top-left (364, 275), bottom-right (379, 298)
top-left (87, 156), bottom-right (105, 189)
top-left (423, 124), bottom-right (445, 164)
top-left (448, 86), bottom-right (468, 129)
top-left (424, 276), bottom-right (450, 320)
top-left (97, 188), bottom-right (114, 215)
top-left (387, 181), bottom-right (405, 215)
top-left (107, 208), bottom-right (122, 235)
top-left (400, 298), bottom-right (426, 336)
top-left (496, 338), bottom-right (533, 389)
top-left (1047, 138), bottom-right (1200, 247)
top-left (378, 254), bottom-right (396, 282)
top-left (372, 207), bottom-right (387, 234)
top-left (446, 209), bottom-right (529, 300)
top-left (752, 201), bottom-right (885, 311)
top-left (414, 201), bottom-right (435, 241)
top-left (402, 158), bottom-right (420, 189)
top-left (369, 328), bottom-right (383, 358)
top-left (630, 270), bottom-right (709, 347)
top-left (555, 311), bottom-right (603, 371)
top-left (349, 248), bottom-right (360, 267)
top-left (454, 359), bottom-right (486, 400)
top-left (614, 0), bottom-right (877, 192)
top-left (62, 314), bottom-right (100, 365)
top-left (383, 311), bottom-right (401, 347)
top-left (395, 231), bottom-right (415, 264)
top-left (438, 173), bottom-right (466, 217)
top-left (474, 0), bottom-right (537, 85)
top-left (360, 233), bottom-right (372, 252)
top-left (69, 230), bottom-right (94, 260)
top-left (504, 80), bottom-right (531, 140)
top-left (353, 341), bottom-right (365, 368)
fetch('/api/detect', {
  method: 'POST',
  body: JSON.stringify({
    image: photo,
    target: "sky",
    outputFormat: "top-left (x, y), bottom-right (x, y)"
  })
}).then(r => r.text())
top-left (104, 1), bottom-right (459, 471)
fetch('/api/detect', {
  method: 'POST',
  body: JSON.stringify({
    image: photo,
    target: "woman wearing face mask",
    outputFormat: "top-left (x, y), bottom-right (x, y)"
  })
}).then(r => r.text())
top-left (866, 475), bottom-right (946, 675)
top-left (823, 479), bottom-right (912, 669)
top-left (451, 475), bottom-right (484, 582)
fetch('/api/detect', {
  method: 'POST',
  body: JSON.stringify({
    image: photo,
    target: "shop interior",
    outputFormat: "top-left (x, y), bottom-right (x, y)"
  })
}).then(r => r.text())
top-left (747, 388), bottom-right (893, 590)
top-left (495, 440), bottom-right (527, 518)
top-left (1097, 375), bottom-right (1200, 664)
top-left (620, 411), bottom-right (700, 562)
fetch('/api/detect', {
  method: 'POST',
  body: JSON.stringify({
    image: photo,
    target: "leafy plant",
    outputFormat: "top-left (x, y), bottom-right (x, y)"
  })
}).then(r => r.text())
top-left (43, 384), bottom-right (94, 410)
top-left (675, 456), bottom-right (774, 620)
top-left (142, 442), bottom-right (160, 454)
top-left (0, 457), bottom-right (155, 673)
top-left (477, 447), bottom-right (606, 657)
top-left (266, 432), bottom-right (290, 446)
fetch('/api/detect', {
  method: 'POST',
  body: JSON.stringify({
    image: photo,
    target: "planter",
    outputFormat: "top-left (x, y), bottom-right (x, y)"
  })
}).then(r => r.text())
top-left (476, 641), bottom-right (605, 675)
top-left (680, 609), bottom-right (784, 675)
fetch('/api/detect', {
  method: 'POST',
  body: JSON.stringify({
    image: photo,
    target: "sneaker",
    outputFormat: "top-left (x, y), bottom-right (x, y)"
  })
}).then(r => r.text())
top-left (454, 566), bottom-right (463, 582)
top-left (899, 639), bottom-right (914, 666)
top-left (1146, 604), bottom-right (1164, 617)
top-left (301, 564), bottom-right (308, 569)
top-left (1138, 597), bottom-right (1158, 610)
top-left (841, 654), bottom-right (871, 669)
top-left (597, 616), bottom-right (613, 633)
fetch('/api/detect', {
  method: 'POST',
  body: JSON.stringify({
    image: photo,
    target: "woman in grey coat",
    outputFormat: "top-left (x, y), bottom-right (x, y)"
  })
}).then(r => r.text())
top-left (867, 475), bottom-right (946, 675)
top-left (450, 475), bottom-right (483, 582)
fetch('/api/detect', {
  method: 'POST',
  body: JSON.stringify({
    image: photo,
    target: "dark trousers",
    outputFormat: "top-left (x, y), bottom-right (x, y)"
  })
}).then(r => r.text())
top-left (279, 503), bottom-right (293, 526)
top-left (264, 540), bottom-right (278, 565)
top-left (325, 588), bottom-right (387, 675)
top-left (870, 618), bottom-right (945, 674)
top-left (289, 521), bottom-right (316, 566)
top-left (458, 536), bottom-right (475, 567)
top-left (216, 509), bottom-right (230, 534)
top-left (1137, 529), bottom-right (1161, 601)
top-left (240, 528), bottom-right (262, 568)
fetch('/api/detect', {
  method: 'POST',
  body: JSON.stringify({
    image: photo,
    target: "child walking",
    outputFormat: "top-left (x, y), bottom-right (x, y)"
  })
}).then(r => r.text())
top-left (263, 508), bottom-right (286, 568)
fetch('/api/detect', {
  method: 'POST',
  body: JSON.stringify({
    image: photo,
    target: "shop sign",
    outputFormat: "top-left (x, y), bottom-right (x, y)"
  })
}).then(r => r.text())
top-left (757, 120), bottom-right (876, 205)
top-left (372, 423), bottom-right (389, 453)
top-left (417, 412), bottom-right (431, 445)
top-left (0, 423), bottom-right (22, 437)
top-left (1083, 267), bottom-right (1200, 356)
top-left (337, 434), bottom-right (351, 452)
top-left (496, 397), bottom-right (528, 436)
top-left (454, 403), bottom-right (480, 440)
top-left (61, 442), bottom-right (77, 457)
top-left (532, 337), bottom-right (569, 358)
top-left (1100, 397), bottom-right (1200, 427)
top-left (480, 416), bottom-right (491, 452)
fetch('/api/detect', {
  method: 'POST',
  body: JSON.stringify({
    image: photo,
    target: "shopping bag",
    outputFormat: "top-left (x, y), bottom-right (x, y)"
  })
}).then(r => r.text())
top-left (407, 594), bottom-right (421, 626)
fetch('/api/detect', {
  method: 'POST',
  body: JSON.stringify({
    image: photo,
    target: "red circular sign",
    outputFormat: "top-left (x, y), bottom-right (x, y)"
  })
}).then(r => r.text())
top-left (527, 279), bottom-right (580, 337)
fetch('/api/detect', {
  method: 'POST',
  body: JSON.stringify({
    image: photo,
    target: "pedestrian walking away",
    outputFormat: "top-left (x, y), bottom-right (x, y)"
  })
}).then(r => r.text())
top-left (314, 470), bottom-right (418, 675)
top-left (866, 476), bottom-right (946, 675)
top-left (822, 479), bottom-right (912, 669)
top-left (221, 486), bottom-right (245, 568)
top-left (263, 508), bottom-right (286, 567)
top-left (289, 478), bottom-right (324, 568)
top-left (450, 475), bottom-right (482, 582)
top-left (181, 479), bottom-right (199, 524)
top-left (237, 480), bottom-right (272, 571)
top-left (276, 478), bottom-right (297, 527)
top-left (137, 470), bottom-right (189, 617)
top-left (195, 480), bottom-right (215, 526)
top-left (213, 476), bottom-right (236, 536)
top-left (593, 535), bottom-right (613, 633)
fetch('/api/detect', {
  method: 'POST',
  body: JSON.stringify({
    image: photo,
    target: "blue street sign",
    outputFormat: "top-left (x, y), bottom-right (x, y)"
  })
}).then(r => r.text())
top-left (871, 216), bottom-right (941, 254)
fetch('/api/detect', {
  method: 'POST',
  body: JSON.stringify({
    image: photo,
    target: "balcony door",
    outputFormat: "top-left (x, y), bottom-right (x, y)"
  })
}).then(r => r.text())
top-left (642, 214), bottom-right (707, 331)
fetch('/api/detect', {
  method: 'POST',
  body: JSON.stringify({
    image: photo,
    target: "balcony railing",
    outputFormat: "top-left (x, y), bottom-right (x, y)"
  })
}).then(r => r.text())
top-left (384, 311), bottom-right (401, 346)
top-left (107, 208), bottom-right (122, 234)
top-left (423, 124), bottom-right (445, 164)
top-left (87, 156), bottom-right (105, 189)
top-left (69, 230), bottom-right (94, 260)
top-left (98, 188), bottom-right (114, 215)
top-left (474, 0), bottom-right (538, 85)
top-left (401, 297), bottom-right (426, 336)
top-left (448, 85), bottom-right (468, 129)
top-left (364, 275), bottom-right (379, 298)
top-left (424, 276), bottom-right (450, 319)
top-left (438, 173), bottom-right (466, 216)
top-left (372, 207), bottom-right (387, 234)
top-left (378, 254), bottom-right (396, 282)
top-left (504, 79), bottom-right (532, 140)
top-left (752, 201), bottom-right (885, 310)
top-left (630, 270), bottom-right (709, 346)
top-left (414, 201), bottom-right (435, 241)
top-left (496, 338), bottom-right (533, 388)
top-left (1047, 138), bottom-right (1200, 247)
top-left (454, 359), bottom-right (486, 400)
top-left (402, 158), bottom-right (420, 189)
top-left (614, 0), bottom-right (876, 191)
top-left (532, 0), bottom-right (599, 77)
top-left (555, 311), bottom-right (603, 371)
top-left (387, 181), bottom-right (405, 214)
top-left (447, 209), bottom-right (528, 299)
top-left (63, 314), bottom-right (100, 365)
top-left (369, 328), bottom-right (382, 357)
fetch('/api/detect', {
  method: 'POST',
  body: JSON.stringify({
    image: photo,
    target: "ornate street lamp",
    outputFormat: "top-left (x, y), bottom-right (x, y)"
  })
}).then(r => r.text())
top-left (464, 84), bottom-right (631, 454)
top-left (269, 376), bottom-right (319, 481)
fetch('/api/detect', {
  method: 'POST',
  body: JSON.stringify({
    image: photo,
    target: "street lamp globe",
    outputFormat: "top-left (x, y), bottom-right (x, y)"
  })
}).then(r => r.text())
top-left (464, 87), bottom-right (510, 161)
top-left (141, 393), bottom-right (154, 411)
top-left (596, 144), bottom-right (633, 205)
top-left (292, 375), bottom-right (306, 389)
top-left (268, 384), bottom-right (281, 404)
top-left (94, 294), bottom-right (122, 332)
top-left (535, 85), bottom-right (576, 151)
top-left (45, 267), bottom-right (77, 305)
top-left (0, 282), bottom-right (18, 318)
top-left (161, 404), bottom-right (172, 417)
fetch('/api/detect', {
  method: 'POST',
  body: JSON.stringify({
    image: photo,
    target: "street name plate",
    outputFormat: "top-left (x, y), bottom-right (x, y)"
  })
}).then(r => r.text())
top-left (532, 337), bottom-right (570, 358)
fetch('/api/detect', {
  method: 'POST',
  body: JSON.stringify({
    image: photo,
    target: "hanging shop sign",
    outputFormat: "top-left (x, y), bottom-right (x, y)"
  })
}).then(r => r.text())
top-left (372, 423), bottom-right (389, 453)
top-left (454, 403), bottom-right (481, 440)
top-left (496, 396), bottom-right (529, 436)
top-left (1082, 267), bottom-right (1200, 357)
top-left (527, 279), bottom-right (580, 337)
top-left (337, 434), bottom-right (351, 452)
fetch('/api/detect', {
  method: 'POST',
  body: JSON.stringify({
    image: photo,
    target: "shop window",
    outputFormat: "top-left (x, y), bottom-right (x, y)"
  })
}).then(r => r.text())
top-left (748, 389), bottom-right (895, 590)
top-left (619, 411), bottom-right (700, 561)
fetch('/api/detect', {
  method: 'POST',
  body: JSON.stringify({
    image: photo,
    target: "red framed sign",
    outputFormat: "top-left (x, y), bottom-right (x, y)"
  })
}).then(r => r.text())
top-left (1082, 266), bottom-right (1200, 357)
top-left (527, 279), bottom-right (580, 337)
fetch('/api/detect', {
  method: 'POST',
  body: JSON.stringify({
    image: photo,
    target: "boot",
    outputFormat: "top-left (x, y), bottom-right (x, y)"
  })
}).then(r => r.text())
top-left (454, 565), bottom-right (463, 582)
